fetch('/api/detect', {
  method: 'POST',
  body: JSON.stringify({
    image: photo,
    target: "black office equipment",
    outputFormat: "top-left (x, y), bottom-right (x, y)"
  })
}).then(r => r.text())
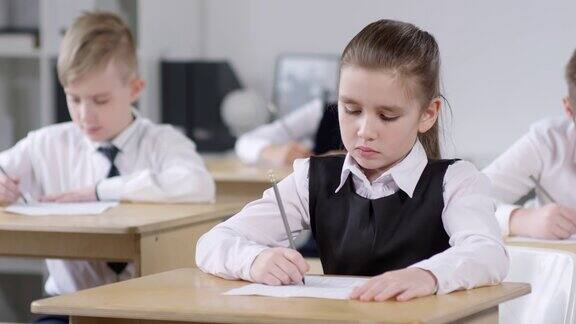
top-left (162, 61), bottom-right (241, 152)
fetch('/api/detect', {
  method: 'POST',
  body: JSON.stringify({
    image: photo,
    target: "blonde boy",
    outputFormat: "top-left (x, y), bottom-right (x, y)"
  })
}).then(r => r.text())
top-left (0, 12), bottom-right (215, 295)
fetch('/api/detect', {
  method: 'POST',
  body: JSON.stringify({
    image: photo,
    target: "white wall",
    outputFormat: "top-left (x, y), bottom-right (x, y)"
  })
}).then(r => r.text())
top-left (201, 0), bottom-right (576, 166)
top-left (137, 0), bottom-right (204, 122)
top-left (4, 0), bottom-right (574, 166)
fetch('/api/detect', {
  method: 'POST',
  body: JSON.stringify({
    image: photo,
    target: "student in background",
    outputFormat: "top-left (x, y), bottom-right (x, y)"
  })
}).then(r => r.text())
top-left (236, 98), bottom-right (342, 257)
top-left (235, 99), bottom-right (343, 167)
top-left (197, 19), bottom-right (508, 302)
top-left (483, 50), bottom-right (576, 240)
top-left (0, 11), bottom-right (214, 317)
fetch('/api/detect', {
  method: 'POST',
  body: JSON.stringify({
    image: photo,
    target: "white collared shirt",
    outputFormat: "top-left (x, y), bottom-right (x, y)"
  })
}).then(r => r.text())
top-left (235, 99), bottom-right (324, 164)
top-left (196, 141), bottom-right (508, 295)
top-left (483, 117), bottom-right (576, 236)
top-left (0, 113), bottom-right (215, 295)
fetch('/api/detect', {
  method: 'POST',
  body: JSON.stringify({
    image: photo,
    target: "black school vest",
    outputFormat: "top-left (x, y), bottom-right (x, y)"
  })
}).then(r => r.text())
top-left (312, 102), bottom-right (342, 155)
top-left (308, 155), bottom-right (456, 276)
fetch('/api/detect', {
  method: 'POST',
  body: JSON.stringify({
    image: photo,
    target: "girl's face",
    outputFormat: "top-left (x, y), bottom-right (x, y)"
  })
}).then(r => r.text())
top-left (338, 65), bottom-right (439, 181)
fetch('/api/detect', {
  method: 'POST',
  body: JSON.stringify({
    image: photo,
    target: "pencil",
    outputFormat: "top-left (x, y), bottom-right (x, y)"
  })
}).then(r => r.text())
top-left (529, 175), bottom-right (556, 203)
top-left (268, 171), bottom-right (305, 285)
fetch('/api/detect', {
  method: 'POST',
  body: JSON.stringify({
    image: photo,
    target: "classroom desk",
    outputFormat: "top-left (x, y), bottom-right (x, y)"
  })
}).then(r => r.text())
top-left (0, 200), bottom-right (244, 276)
top-left (505, 236), bottom-right (576, 254)
top-left (32, 268), bottom-right (530, 324)
top-left (204, 155), bottom-right (292, 200)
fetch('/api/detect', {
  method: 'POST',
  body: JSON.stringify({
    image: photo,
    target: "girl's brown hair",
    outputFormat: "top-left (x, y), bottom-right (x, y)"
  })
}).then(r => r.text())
top-left (340, 19), bottom-right (442, 159)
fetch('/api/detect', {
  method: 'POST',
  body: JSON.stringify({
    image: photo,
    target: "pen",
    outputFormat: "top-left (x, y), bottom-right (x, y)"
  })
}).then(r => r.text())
top-left (529, 175), bottom-right (556, 203)
top-left (0, 164), bottom-right (27, 204)
top-left (268, 170), bottom-right (305, 285)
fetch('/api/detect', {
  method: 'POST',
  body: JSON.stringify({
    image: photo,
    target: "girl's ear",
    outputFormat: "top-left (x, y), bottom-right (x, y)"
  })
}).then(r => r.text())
top-left (563, 97), bottom-right (575, 120)
top-left (418, 97), bottom-right (442, 133)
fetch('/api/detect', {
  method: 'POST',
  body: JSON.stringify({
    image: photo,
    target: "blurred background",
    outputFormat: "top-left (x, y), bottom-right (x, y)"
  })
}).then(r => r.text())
top-left (0, 0), bottom-right (574, 321)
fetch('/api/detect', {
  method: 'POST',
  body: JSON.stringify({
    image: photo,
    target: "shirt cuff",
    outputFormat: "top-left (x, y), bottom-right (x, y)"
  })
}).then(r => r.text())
top-left (409, 261), bottom-right (453, 295)
top-left (239, 245), bottom-right (269, 282)
top-left (96, 176), bottom-right (124, 201)
top-left (495, 204), bottom-right (520, 237)
top-left (236, 137), bottom-right (272, 165)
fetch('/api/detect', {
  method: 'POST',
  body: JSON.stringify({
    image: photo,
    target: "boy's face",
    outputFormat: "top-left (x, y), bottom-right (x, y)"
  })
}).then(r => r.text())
top-left (338, 66), bottom-right (439, 180)
top-left (64, 61), bottom-right (144, 142)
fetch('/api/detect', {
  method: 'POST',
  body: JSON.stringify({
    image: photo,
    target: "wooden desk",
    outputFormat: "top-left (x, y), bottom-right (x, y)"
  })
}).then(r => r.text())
top-left (205, 156), bottom-right (292, 200)
top-left (0, 200), bottom-right (244, 276)
top-left (505, 236), bottom-right (576, 254)
top-left (32, 268), bottom-right (530, 324)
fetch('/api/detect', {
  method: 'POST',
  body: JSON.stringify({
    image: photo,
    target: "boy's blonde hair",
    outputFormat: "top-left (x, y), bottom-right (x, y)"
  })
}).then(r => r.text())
top-left (57, 11), bottom-right (137, 87)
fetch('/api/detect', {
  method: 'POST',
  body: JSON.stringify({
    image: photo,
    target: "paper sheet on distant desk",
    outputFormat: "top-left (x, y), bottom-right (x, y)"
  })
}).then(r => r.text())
top-left (5, 201), bottom-right (119, 216)
top-left (223, 276), bottom-right (369, 300)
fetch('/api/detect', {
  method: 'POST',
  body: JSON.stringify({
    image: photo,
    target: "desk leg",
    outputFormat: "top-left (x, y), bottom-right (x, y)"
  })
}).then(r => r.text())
top-left (455, 306), bottom-right (498, 324)
top-left (138, 219), bottom-right (222, 276)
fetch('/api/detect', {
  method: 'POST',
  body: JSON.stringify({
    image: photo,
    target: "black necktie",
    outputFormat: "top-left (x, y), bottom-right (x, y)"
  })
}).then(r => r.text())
top-left (97, 145), bottom-right (127, 275)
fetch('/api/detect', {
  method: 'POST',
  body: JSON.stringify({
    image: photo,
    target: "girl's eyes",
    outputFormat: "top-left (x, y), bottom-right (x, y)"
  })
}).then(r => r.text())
top-left (344, 106), bottom-right (361, 115)
top-left (344, 106), bottom-right (399, 122)
top-left (94, 99), bottom-right (109, 105)
top-left (380, 114), bottom-right (399, 122)
top-left (68, 96), bottom-right (81, 104)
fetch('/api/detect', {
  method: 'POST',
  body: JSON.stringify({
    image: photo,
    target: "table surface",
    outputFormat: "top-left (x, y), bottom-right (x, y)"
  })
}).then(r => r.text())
top-left (0, 199), bottom-right (245, 234)
top-left (32, 268), bottom-right (531, 324)
top-left (204, 156), bottom-right (292, 183)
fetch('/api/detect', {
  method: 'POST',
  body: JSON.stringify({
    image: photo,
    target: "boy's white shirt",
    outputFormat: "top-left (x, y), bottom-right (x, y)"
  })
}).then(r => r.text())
top-left (0, 109), bottom-right (215, 295)
top-left (483, 117), bottom-right (576, 236)
top-left (235, 99), bottom-right (324, 164)
top-left (196, 141), bottom-right (509, 295)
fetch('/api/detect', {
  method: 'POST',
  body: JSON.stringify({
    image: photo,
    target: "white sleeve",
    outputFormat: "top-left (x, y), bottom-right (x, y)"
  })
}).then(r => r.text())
top-left (0, 131), bottom-right (43, 200)
top-left (235, 99), bottom-right (324, 164)
top-left (97, 127), bottom-right (215, 203)
top-left (483, 129), bottom-right (544, 235)
top-left (411, 161), bottom-right (509, 294)
top-left (195, 158), bottom-right (311, 281)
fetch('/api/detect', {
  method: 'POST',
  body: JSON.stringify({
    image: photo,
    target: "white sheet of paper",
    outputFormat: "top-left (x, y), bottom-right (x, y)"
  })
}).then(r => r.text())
top-left (507, 235), bottom-right (576, 244)
top-left (5, 201), bottom-right (119, 216)
top-left (223, 276), bottom-right (369, 300)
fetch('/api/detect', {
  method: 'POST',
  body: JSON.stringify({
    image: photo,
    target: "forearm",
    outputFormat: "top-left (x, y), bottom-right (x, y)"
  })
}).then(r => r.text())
top-left (411, 235), bottom-right (509, 294)
top-left (98, 165), bottom-right (215, 203)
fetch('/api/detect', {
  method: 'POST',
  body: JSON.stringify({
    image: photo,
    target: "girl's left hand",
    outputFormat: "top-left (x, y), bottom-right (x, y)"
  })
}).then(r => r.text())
top-left (349, 267), bottom-right (437, 302)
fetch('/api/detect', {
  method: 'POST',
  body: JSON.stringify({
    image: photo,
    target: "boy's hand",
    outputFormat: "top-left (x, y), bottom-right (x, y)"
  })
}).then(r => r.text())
top-left (39, 186), bottom-right (97, 203)
top-left (349, 267), bottom-right (437, 302)
top-left (260, 142), bottom-right (312, 167)
top-left (250, 247), bottom-right (310, 285)
top-left (0, 174), bottom-right (22, 205)
top-left (510, 204), bottom-right (576, 240)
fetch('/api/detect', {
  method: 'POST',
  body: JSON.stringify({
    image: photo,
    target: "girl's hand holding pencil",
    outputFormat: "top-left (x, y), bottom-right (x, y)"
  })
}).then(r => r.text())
top-left (248, 171), bottom-right (310, 286)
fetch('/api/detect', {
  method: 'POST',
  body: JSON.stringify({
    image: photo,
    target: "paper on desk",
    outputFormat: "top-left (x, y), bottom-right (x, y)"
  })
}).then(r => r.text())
top-left (5, 201), bottom-right (119, 216)
top-left (223, 276), bottom-right (369, 300)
